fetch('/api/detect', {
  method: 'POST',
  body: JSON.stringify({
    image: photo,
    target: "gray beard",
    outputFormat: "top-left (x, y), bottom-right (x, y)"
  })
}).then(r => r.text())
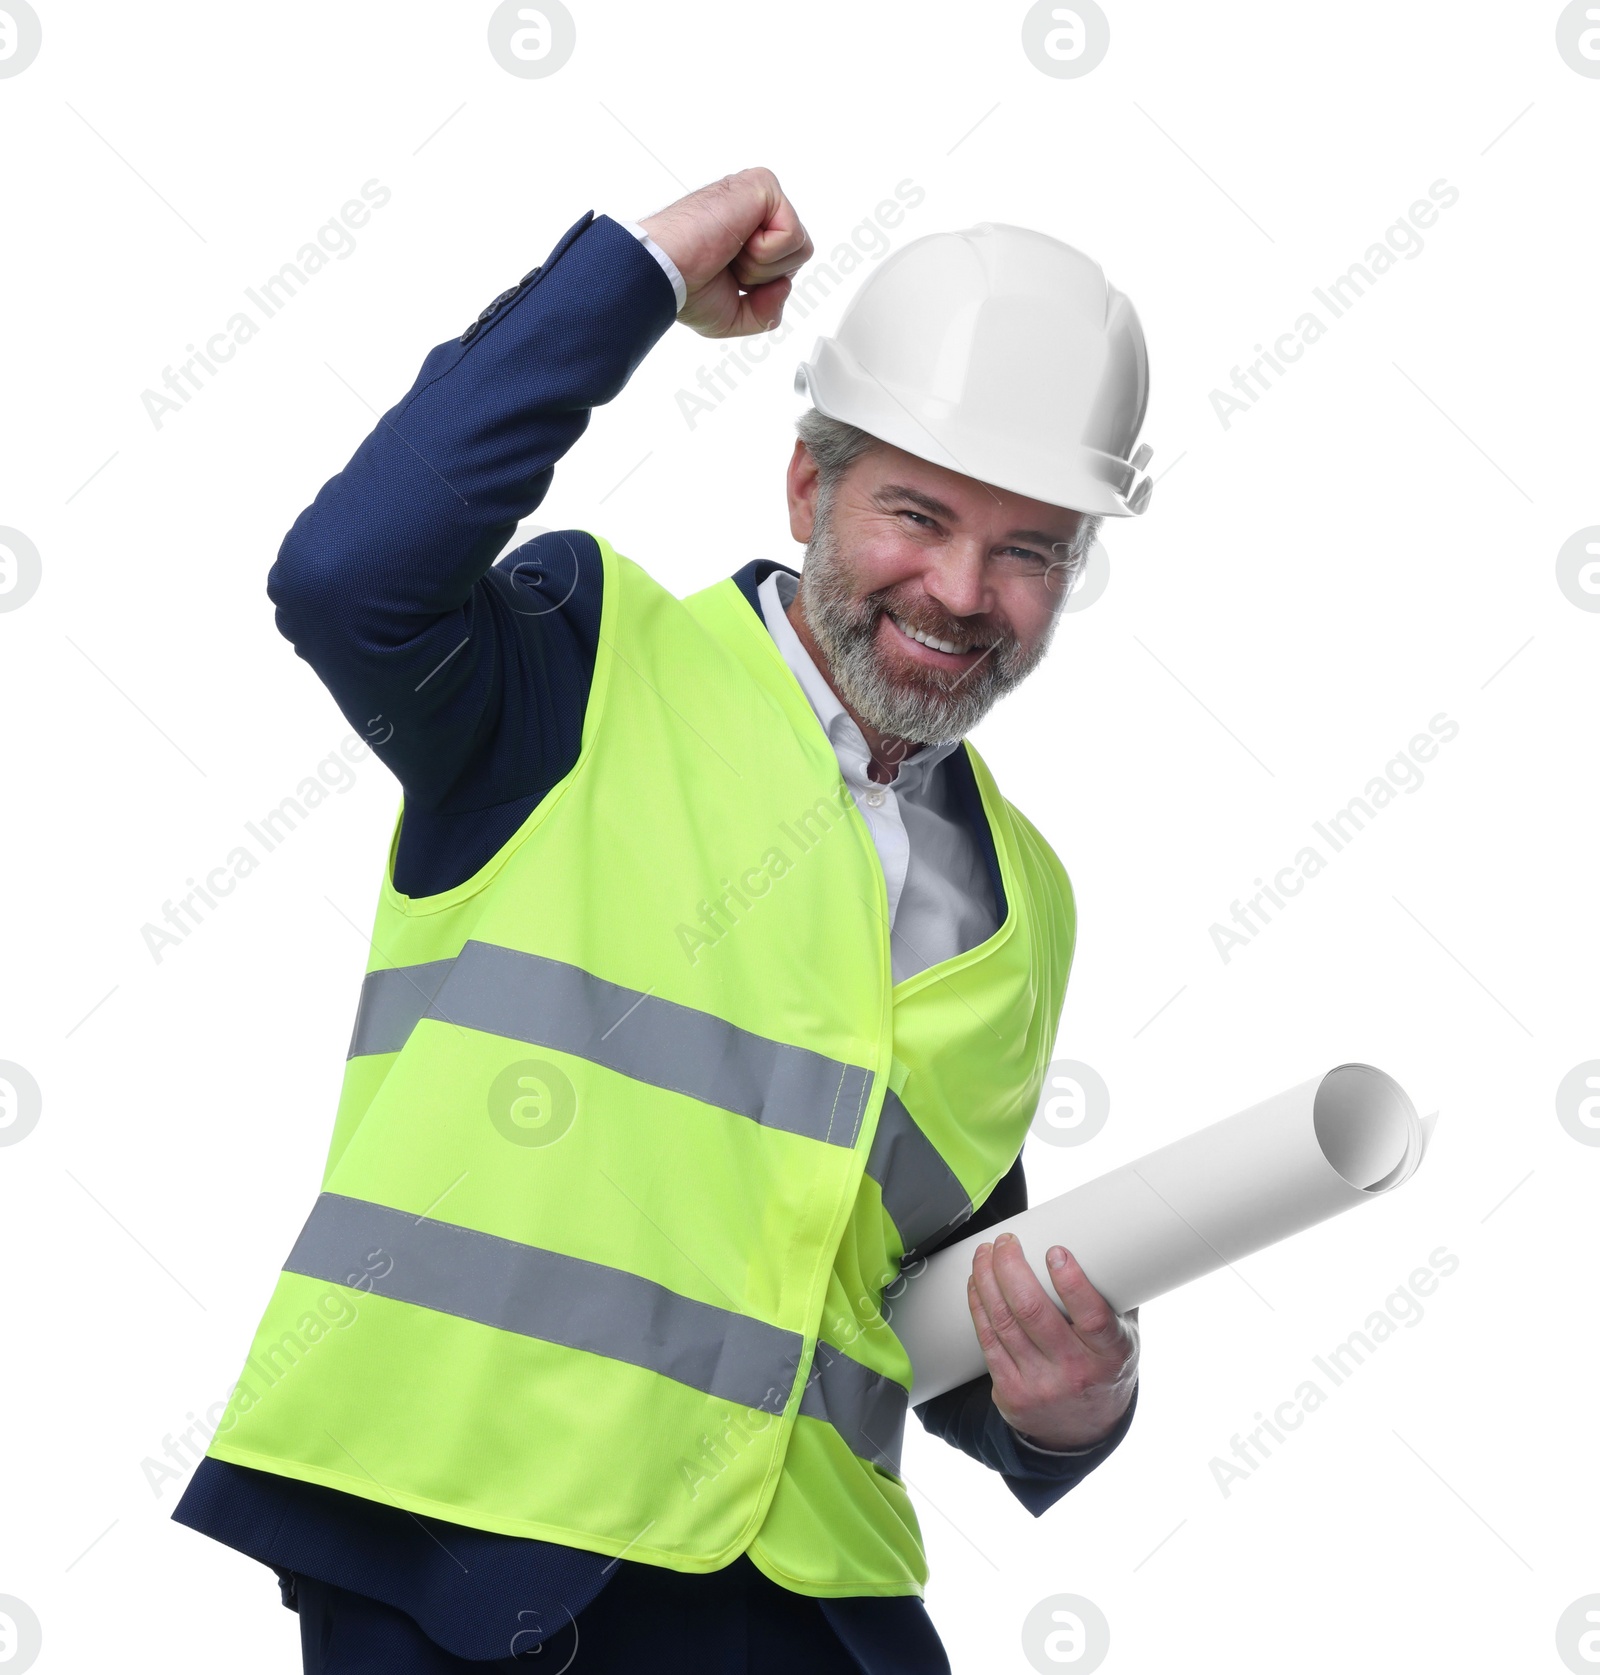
top-left (795, 501), bottom-right (1062, 746)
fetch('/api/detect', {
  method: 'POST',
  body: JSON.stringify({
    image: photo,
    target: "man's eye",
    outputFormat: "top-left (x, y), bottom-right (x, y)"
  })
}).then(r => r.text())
top-left (899, 510), bottom-right (936, 529)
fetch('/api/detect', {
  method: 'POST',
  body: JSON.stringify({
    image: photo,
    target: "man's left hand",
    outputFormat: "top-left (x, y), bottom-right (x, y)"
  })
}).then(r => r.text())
top-left (967, 1232), bottom-right (1139, 1451)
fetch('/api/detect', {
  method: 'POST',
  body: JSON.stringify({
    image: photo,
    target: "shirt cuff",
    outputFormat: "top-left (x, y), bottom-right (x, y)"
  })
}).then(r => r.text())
top-left (1009, 1382), bottom-right (1140, 1459)
top-left (1011, 1428), bottom-right (1104, 1459)
top-left (616, 217), bottom-right (687, 315)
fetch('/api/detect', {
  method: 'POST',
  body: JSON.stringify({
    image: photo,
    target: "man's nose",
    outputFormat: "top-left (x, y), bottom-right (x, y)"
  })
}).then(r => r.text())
top-left (921, 540), bottom-right (990, 620)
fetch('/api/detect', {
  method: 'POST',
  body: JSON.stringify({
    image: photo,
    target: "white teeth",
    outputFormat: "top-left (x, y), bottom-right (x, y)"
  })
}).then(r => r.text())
top-left (891, 613), bottom-right (973, 655)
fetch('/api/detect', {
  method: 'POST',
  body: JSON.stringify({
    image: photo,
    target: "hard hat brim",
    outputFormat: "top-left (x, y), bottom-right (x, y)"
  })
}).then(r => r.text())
top-left (795, 349), bottom-right (1151, 519)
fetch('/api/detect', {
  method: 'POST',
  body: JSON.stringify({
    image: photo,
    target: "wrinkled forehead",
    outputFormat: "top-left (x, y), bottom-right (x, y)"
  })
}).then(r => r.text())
top-left (843, 445), bottom-right (1094, 546)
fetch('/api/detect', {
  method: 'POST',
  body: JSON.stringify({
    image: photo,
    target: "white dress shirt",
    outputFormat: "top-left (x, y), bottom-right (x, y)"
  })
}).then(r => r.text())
top-left (757, 570), bottom-right (1000, 984)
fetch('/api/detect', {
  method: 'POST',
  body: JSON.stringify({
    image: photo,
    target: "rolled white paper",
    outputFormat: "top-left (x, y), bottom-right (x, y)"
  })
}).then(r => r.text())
top-left (893, 1063), bottom-right (1434, 1405)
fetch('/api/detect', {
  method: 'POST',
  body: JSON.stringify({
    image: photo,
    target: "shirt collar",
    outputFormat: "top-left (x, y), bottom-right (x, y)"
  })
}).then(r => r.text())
top-left (756, 569), bottom-right (963, 788)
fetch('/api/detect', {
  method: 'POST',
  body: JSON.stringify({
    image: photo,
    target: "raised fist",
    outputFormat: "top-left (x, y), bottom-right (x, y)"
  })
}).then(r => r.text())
top-left (640, 167), bottom-right (814, 339)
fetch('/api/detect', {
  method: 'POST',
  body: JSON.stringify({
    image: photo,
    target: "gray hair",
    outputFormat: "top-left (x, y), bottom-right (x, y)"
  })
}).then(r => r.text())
top-left (793, 408), bottom-right (881, 525)
top-left (793, 406), bottom-right (1100, 588)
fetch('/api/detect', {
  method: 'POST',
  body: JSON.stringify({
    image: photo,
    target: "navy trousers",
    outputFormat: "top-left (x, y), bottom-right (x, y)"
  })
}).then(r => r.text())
top-left (294, 1553), bottom-right (878, 1673)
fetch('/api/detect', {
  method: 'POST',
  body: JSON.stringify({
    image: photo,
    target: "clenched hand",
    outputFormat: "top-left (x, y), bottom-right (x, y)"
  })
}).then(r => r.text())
top-left (640, 166), bottom-right (814, 339)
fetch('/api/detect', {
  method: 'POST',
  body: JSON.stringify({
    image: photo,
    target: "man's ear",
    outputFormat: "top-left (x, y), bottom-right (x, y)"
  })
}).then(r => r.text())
top-left (786, 438), bottom-right (821, 545)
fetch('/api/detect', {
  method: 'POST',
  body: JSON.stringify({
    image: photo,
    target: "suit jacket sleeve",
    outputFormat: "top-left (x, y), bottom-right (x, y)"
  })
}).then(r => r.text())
top-left (265, 211), bottom-right (678, 821)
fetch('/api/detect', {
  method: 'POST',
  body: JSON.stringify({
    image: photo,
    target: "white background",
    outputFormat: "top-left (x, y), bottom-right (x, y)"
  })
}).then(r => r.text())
top-left (1, 2), bottom-right (1596, 1671)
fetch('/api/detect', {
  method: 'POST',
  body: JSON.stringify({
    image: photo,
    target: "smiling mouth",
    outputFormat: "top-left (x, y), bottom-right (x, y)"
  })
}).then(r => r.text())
top-left (883, 610), bottom-right (987, 661)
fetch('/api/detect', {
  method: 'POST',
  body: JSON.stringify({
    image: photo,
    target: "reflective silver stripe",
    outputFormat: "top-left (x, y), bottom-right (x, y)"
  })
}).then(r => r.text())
top-left (798, 1340), bottom-right (908, 1472)
top-left (284, 1193), bottom-right (803, 1414)
top-left (865, 1088), bottom-right (973, 1258)
top-left (347, 961), bottom-right (457, 1058)
top-left (349, 941), bottom-right (874, 1149)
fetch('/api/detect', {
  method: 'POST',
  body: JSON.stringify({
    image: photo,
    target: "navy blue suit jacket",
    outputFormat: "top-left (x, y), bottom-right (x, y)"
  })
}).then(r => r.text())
top-left (172, 209), bottom-right (1137, 1670)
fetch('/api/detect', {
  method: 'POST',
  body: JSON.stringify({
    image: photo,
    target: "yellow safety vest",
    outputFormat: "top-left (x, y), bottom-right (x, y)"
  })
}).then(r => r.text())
top-left (206, 536), bottom-right (1077, 1597)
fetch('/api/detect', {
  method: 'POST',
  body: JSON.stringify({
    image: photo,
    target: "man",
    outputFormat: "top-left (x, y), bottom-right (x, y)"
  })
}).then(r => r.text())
top-left (174, 167), bottom-right (1151, 1674)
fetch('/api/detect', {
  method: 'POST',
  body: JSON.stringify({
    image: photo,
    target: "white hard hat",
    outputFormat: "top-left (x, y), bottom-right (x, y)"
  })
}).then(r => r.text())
top-left (794, 222), bottom-right (1154, 518)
